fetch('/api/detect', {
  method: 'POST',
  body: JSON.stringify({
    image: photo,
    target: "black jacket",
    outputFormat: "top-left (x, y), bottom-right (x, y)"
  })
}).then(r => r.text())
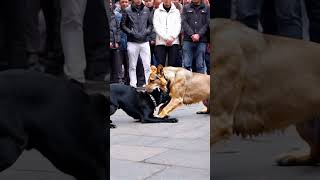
top-left (182, 2), bottom-right (210, 43)
top-left (121, 3), bottom-right (153, 43)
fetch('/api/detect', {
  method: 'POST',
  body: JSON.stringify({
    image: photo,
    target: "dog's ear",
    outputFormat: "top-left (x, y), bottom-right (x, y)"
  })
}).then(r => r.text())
top-left (151, 65), bottom-right (157, 73)
top-left (157, 64), bottom-right (164, 75)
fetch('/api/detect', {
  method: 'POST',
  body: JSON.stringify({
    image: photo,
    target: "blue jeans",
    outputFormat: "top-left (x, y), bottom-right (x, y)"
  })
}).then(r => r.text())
top-left (182, 41), bottom-right (206, 73)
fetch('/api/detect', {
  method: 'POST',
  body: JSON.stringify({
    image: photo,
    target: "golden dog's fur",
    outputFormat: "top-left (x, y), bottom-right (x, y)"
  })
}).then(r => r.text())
top-left (211, 18), bottom-right (320, 165)
top-left (146, 65), bottom-right (210, 118)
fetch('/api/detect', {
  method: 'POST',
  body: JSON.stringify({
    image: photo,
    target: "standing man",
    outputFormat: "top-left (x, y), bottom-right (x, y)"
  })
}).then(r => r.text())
top-left (153, 0), bottom-right (181, 67)
top-left (114, 0), bottom-right (130, 84)
top-left (182, 0), bottom-right (210, 73)
top-left (121, 0), bottom-right (153, 88)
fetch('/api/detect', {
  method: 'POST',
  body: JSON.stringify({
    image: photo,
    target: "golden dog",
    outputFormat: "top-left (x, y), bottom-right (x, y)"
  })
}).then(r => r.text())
top-left (145, 65), bottom-right (210, 118)
top-left (212, 18), bottom-right (320, 165)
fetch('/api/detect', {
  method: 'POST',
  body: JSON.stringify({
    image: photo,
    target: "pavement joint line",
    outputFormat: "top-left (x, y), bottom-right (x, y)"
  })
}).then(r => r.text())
top-left (141, 152), bottom-right (210, 170)
top-left (141, 145), bottom-right (210, 153)
top-left (143, 165), bottom-right (171, 180)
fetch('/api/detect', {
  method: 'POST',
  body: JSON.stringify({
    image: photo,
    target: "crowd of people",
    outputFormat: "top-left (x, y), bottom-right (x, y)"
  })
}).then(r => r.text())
top-left (0, 0), bottom-right (210, 89)
top-left (213, 0), bottom-right (320, 43)
top-left (109, 0), bottom-right (211, 89)
top-left (1, 0), bottom-right (111, 88)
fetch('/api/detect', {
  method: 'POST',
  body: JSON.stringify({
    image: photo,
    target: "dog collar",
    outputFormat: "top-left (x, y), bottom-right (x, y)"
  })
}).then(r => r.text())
top-left (148, 94), bottom-right (157, 107)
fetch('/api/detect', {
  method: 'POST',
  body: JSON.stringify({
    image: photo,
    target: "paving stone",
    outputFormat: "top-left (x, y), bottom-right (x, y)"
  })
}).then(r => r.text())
top-left (111, 134), bottom-right (166, 146)
top-left (111, 144), bottom-right (168, 162)
top-left (146, 166), bottom-right (210, 180)
top-left (145, 150), bottom-right (210, 170)
top-left (149, 138), bottom-right (209, 152)
top-left (110, 159), bottom-right (165, 180)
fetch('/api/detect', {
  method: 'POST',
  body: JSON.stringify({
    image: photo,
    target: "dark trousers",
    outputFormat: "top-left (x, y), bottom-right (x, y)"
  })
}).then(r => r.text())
top-left (25, 0), bottom-right (62, 73)
top-left (110, 49), bottom-right (122, 83)
top-left (154, 44), bottom-right (181, 67)
top-left (83, 0), bottom-right (110, 80)
top-left (136, 57), bottom-right (145, 87)
top-left (236, 0), bottom-right (303, 39)
top-left (212, 0), bottom-right (231, 18)
top-left (0, 0), bottom-right (28, 69)
top-left (111, 49), bottom-right (129, 83)
top-left (305, 0), bottom-right (320, 43)
top-left (150, 43), bottom-right (158, 66)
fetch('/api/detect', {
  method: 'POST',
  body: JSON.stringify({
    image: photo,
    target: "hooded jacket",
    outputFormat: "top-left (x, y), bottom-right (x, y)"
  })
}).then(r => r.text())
top-left (153, 2), bottom-right (181, 46)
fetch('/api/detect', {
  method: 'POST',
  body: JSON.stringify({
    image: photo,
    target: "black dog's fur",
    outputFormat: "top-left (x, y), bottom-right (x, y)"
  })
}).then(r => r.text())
top-left (0, 70), bottom-right (108, 180)
top-left (110, 83), bottom-right (178, 126)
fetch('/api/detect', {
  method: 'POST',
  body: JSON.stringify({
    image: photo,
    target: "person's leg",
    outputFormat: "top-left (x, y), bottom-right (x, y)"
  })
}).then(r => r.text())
top-left (6, 0), bottom-right (28, 68)
top-left (236, 0), bottom-right (264, 30)
top-left (182, 41), bottom-right (194, 71)
top-left (168, 44), bottom-right (180, 67)
top-left (305, 0), bottom-right (320, 43)
top-left (25, 0), bottom-right (41, 57)
top-left (111, 49), bottom-right (122, 83)
top-left (83, 0), bottom-right (110, 81)
top-left (0, 2), bottom-right (8, 69)
top-left (212, 0), bottom-right (231, 19)
top-left (260, 0), bottom-right (277, 35)
top-left (60, 0), bottom-right (87, 83)
top-left (136, 56), bottom-right (145, 87)
top-left (154, 45), bottom-right (167, 66)
top-left (127, 42), bottom-right (140, 87)
top-left (122, 50), bottom-right (129, 84)
top-left (139, 42), bottom-right (151, 85)
top-left (275, 0), bottom-right (303, 39)
top-left (195, 43), bottom-right (206, 74)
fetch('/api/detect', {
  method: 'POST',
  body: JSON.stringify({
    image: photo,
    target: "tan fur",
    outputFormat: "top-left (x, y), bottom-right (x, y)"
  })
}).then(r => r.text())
top-left (146, 65), bottom-right (210, 118)
top-left (211, 19), bottom-right (320, 165)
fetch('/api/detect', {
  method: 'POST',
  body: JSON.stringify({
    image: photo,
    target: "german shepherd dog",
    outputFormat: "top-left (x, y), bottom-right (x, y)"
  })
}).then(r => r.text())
top-left (145, 65), bottom-right (210, 118)
top-left (212, 18), bottom-right (320, 166)
top-left (109, 83), bottom-right (178, 125)
top-left (0, 70), bottom-right (108, 180)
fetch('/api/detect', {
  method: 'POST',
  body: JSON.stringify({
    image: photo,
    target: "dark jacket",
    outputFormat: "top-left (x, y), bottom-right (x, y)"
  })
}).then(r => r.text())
top-left (121, 3), bottom-right (153, 43)
top-left (182, 2), bottom-right (210, 43)
top-left (110, 14), bottom-right (120, 44)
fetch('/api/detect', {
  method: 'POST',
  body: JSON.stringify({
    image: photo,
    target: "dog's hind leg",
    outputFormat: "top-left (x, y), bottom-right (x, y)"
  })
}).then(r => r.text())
top-left (0, 137), bottom-right (24, 172)
top-left (276, 119), bottom-right (320, 166)
top-left (197, 99), bottom-right (210, 114)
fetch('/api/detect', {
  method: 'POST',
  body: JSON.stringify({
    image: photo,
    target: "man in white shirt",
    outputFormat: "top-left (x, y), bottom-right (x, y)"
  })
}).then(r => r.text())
top-left (153, 0), bottom-right (182, 67)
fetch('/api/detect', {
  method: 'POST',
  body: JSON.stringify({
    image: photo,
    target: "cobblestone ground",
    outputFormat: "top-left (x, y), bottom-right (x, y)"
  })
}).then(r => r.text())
top-left (110, 104), bottom-right (210, 180)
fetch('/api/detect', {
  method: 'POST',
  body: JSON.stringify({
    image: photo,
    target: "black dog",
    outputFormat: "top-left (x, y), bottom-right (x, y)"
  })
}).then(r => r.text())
top-left (109, 83), bottom-right (178, 127)
top-left (0, 70), bottom-right (108, 180)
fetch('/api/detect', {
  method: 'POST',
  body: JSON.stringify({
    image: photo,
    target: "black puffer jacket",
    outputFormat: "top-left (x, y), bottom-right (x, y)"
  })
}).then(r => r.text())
top-left (121, 3), bottom-right (153, 43)
top-left (182, 2), bottom-right (210, 43)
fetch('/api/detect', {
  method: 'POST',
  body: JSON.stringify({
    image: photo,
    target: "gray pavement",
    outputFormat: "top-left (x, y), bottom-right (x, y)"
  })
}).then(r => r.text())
top-left (0, 150), bottom-right (74, 180)
top-left (110, 104), bottom-right (210, 180)
top-left (212, 127), bottom-right (320, 180)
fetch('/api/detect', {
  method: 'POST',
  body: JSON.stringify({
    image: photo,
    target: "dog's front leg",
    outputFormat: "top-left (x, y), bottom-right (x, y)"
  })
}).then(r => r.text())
top-left (158, 97), bottom-right (183, 118)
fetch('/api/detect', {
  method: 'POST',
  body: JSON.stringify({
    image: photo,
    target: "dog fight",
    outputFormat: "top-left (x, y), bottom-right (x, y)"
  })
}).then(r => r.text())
top-left (2, 0), bottom-right (320, 179)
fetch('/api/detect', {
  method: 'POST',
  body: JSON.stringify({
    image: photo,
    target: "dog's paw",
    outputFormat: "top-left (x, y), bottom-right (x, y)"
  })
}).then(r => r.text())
top-left (109, 123), bottom-right (117, 128)
top-left (168, 118), bottom-right (178, 123)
